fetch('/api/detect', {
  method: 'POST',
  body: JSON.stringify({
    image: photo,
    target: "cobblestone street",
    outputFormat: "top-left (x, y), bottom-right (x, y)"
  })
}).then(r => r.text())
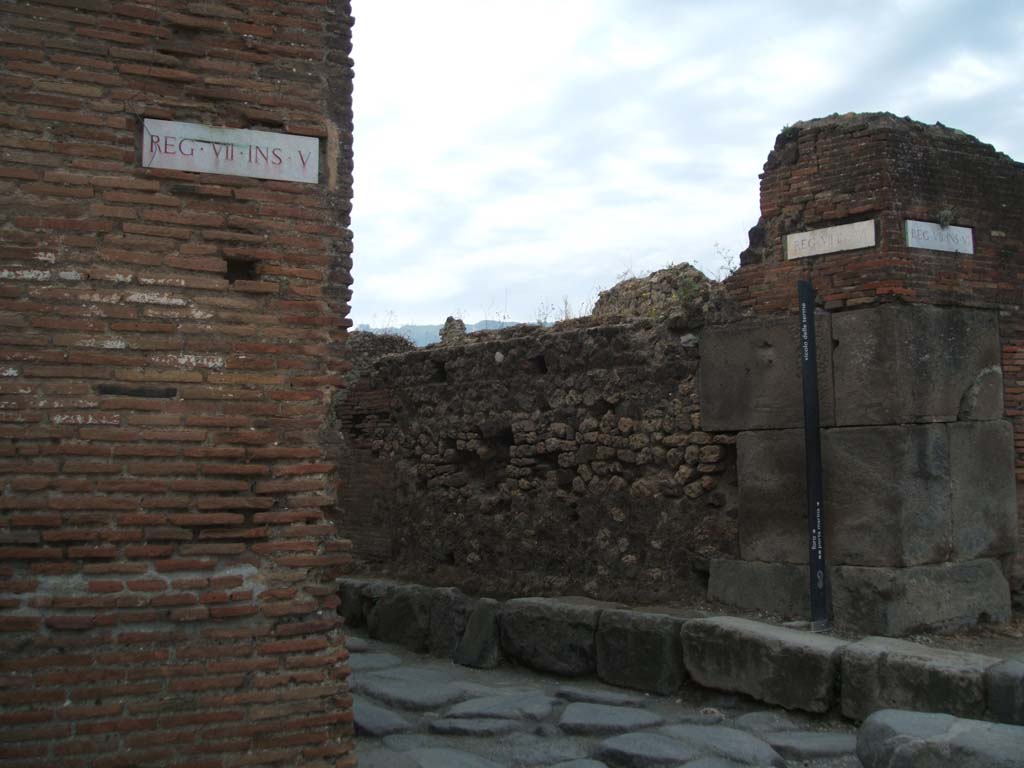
top-left (348, 630), bottom-right (862, 768)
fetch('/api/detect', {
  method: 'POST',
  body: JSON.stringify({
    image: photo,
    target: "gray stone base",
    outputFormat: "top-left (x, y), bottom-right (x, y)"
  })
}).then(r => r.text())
top-left (708, 558), bottom-right (1011, 636)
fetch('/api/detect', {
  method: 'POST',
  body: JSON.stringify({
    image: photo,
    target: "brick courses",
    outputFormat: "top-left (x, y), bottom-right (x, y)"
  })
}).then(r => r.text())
top-left (1, 2), bottom-right (355, 766)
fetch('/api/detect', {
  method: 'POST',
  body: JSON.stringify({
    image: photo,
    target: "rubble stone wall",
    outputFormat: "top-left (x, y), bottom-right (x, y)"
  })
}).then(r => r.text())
top-left (335, 321), bottom-right (740, 602)
top-left (0, 3), bottom-right (356, 765)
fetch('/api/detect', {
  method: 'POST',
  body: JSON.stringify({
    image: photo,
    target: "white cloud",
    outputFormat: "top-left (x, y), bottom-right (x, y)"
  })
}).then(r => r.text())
top-left (350, 0), bottom-right (1024, 326)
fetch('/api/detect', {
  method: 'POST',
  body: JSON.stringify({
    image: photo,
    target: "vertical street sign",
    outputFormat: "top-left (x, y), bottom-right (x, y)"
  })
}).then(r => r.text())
top-left (798, 281), bottom-right (830, 632)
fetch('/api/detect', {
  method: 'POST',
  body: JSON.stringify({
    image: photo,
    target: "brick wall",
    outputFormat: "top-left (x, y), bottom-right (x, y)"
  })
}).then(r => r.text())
top-left (1, 2), bottom-right (355, 766)
top-left (726, 113), bottom-right (1023, 588)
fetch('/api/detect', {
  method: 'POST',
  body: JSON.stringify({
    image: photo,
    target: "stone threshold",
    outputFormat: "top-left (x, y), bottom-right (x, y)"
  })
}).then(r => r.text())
top-left (339, 577), bottom-right (1024, 726)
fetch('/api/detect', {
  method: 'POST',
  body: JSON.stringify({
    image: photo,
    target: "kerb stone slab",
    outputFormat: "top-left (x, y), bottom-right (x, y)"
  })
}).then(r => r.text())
top-left (840, 636), bottom-right (1000, 720)
top-left (499, 598), bottom-right (600, 677)
top-left (596, 609), bottom-right (686, 695)
top-left (680, 617), bottom-right (847, 713)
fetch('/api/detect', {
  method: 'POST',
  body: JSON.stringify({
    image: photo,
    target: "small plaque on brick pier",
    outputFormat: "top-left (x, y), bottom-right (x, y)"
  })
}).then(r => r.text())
top-left (141, 119), bottom-right (319, 184)
top-left (905, 220), bottom-right (973, 254)
top-left (786, 220), bottom-right (876, 260)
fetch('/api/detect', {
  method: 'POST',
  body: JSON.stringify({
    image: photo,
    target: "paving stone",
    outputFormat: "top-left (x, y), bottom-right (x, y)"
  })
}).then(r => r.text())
top-left (352, 694), bottom-right (415, 737)
top-left (402, 747), bottom-right (504, 768)
top-left (499, 597), bottom-right (600, 677)
top-left (732, 712), bottom-right (799, 737)
top-left (558, 702), bottom-right (664, 735)
top-left (682, 760), bottom-right (748, 768)
top-left (454, 598), bottom-right (503, 669)
top-left (502, 733), bottom-right (589, 766)
top-left (676, 711), bottom-right (726, 726)
top-left (354, 667), bottom-right (468, 711)
top-left (429, 718), bottom-right (523, 736)
top-left (339, 578), bottom-right (370, 628)
top-left (680, 617), bottom-right (846, 713)
top-left (446, 693), bottom-right (557, 721)
top-left (548, 761), bottom-right (608, 768)
top-left (660, 725), bottom-right (784, 766)
top-left (858, 708), bottom-right (1024, 768)
top-left (763, 731), bottom-right (857, 759)
top-left (596, 610), bottom-right (686, 695)
top-left (840, 636), bottom-right (999, 720)
top-left (356, 746), bottom-right (419, 768)
top-left (555, 685), bottom-right (646, 707)
top-left (594, 732), bottom-right (701, 766)
top-left (987, 659), bottom-right (1024, 725)
top-left (349, 652), bottom-right (403, 672)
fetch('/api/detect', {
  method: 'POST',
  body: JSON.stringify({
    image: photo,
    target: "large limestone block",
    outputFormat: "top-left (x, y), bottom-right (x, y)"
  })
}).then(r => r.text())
top-left (707, 559), bottom-right (809, 619)
top-left (832, 560), bottom-right (1011, 636)
top-left (949, 420), bottom-right (1018, 560)
top-left (738, 425), bottom-right (951, 567)
top-left (680, 617), bottom-right (847, 713)
top-left (841, 636), bottom-right (1000, 720)
top-left (595, 609), bottom-right (686, 695)
top-left (700, 313), bottom-right (835, 431)
top-left (858, 709), bottom-right (1024, 768)
top-left (832, 304), bottom-right (1002, 425)
top-left (498, 598), bottom-right (600, 677)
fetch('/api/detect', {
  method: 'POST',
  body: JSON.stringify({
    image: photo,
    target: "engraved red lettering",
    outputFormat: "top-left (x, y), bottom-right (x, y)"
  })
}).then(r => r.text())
top-left (163, 136), bottom-right (177, 155)
top-left (149, 133), bottom-right (161, 155)
top-left (179, 139), bottom-right (195, 157)
top-left (298, 150), bottom-right (310, 169)
top-left (254, 146), bottom-right (269, 165)
top-left (271, 148), bottom-right (283, 166)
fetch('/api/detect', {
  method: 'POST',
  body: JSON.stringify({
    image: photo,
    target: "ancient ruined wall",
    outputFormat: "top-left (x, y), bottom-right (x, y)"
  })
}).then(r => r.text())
top-left (0, 3), bottom-right (355, 765)
top-left (727, 113), bottom-right (1023, 592)
top-left (335, 320), bottom-right (739, 603)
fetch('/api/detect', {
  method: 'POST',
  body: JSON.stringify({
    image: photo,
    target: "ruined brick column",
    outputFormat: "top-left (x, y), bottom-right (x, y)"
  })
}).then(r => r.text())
top-left (709, 113), bottom-right (1023, 630)
top-left (1, 2), bottom-right (355, 765)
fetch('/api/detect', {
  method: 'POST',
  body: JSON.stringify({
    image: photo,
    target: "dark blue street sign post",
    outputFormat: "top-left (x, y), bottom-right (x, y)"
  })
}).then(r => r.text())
top-left (798, 280), bottom-right (830, 632)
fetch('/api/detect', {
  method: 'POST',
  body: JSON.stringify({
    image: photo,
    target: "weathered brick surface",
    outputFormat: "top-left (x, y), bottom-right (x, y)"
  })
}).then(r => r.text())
top-left (727, 113), bottom-right (1023, 589)
top-left (0, 2), bottom-right (355, 766)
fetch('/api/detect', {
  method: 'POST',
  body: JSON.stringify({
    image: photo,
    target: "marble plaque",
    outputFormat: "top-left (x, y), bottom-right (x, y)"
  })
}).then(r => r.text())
top-left (141, 119), bottom-right (319, 184)
top-left (905, 220), bottom-right (973, 254)
top-left (786, 220), bottom-right (876, 260)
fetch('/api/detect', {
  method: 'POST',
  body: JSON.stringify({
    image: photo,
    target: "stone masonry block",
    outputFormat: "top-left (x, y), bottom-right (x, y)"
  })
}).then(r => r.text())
top-left (841, 636), bottom-right (1000, 721)
top-left (708, 559), bottom-right (809, 619)
top-left (680, 617), bottom-right (847, 713)
top-left (949, 420), bottom-right (1018, 560)
top-left (831, 560), bottom-right (1011, 636)
top-left (824, 424), bottom-right (951, 567)
top-left (832, 304), bottom-right (1002, 425)
top-left (499, 598), bottom-right (600, 677)
top-left (700, 313), bottom-right (835, 431)
top-left (596, 609), bottom-right (686, 695)
top-left (737, 425), bottom-right (951, 567)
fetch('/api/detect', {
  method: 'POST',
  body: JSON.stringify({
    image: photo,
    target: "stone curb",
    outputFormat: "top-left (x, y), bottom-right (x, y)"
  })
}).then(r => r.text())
top-left (338, 578), bottom-right (1024, 725)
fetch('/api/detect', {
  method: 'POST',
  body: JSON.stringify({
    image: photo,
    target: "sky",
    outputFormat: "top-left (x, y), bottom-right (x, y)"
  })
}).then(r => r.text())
top-left (349, 0), bottom-right (1024, 327)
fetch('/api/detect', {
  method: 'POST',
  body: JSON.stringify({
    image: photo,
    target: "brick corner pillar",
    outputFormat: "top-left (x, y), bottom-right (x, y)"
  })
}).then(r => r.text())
top-left (1, 2), bottom-right (357, 765)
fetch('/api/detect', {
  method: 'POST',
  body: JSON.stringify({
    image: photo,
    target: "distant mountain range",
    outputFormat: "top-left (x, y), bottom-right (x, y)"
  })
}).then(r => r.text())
top-left (353, 320), bottom-right (521, 347)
